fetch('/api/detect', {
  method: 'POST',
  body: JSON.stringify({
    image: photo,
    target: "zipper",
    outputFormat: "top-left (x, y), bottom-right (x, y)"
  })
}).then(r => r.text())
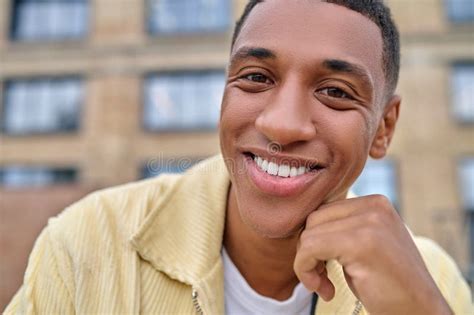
top-left (192, 288), bottom-right (204, 315)
top-left (352, 300), bottom-right (363, 315)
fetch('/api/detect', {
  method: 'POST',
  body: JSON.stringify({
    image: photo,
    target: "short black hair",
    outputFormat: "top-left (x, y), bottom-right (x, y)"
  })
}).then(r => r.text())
top-left (231, 0), bottom-right (400, 97)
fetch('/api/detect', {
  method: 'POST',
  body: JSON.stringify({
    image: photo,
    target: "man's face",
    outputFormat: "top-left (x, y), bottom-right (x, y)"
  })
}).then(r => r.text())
top-left (219, 0), bottom-right (390, 238)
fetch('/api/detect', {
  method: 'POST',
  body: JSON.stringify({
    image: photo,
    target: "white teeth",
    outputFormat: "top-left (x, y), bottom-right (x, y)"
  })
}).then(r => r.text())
top-left (261, 159), bottom-right (269, 171)
top-left (252, 154), bottom-right (315, 178)
top-left (267, 162), bottom-right (279, 175)
top-left (290, 167), bottom-right (298, 177)
top-left (297, 166), bottom-right (306, 175)
top-left (278, 164), bottom-right (290, 177)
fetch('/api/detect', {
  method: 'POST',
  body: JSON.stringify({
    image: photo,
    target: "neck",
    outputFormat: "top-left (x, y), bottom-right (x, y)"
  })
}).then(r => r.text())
top-left (223, 187), bottom-right (300, 301)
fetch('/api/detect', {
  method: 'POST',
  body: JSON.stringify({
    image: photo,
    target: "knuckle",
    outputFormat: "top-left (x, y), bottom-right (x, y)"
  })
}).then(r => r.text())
top-left (367, 194), bottom-right (396, 220)
top-left (358, 227), bottom-right (379, 250)
top-left (366, 210), bottom-right (384, 227)
top-left (300, 236), bottom-right (315, 251)
top-left (299, 232), bottom-right (320, 252)
top-left (370, 194), bottom-right (390, 207)
top-left (299, 229), bottom-right (310, 242)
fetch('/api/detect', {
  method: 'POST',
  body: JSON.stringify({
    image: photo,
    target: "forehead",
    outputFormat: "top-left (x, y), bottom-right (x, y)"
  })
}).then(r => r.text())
top-left (233, 0), bottom-right (385, 89)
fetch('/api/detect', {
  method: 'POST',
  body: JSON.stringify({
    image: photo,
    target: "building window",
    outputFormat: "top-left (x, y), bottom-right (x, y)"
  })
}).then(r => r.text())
top-left (451, 64), bottom-right (474, 123)
top-left (0, 167), bottom-right (77, 188)
top-left (10, 0), bottom-right (89, 41)
top-left (147, 0), bottom-right (231, 34)
top-left (351, 159), bottom-right (398, 208)
top-left (143, 71), bottom-right (224, 131)
top-left (1, 77), bottom-right (83, 135)
top-left (458, 158), bottom-right (474, 280)
top-left (445, 0), bottom-right (474, 22)
top-left (141, 157), bottom-right (202, 178)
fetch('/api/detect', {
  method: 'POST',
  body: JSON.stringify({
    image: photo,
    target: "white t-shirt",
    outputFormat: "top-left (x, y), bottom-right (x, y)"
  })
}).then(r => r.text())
top-left (222, 248), bottom-right (314, 315)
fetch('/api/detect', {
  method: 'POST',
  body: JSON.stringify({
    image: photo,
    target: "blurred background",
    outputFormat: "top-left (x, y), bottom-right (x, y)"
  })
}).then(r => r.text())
top-left (0, 0), bottom-right (473, 310)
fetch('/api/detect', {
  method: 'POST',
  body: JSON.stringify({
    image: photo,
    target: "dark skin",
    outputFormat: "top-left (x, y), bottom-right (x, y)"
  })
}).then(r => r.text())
top-left (219, 1), bottom-right (452, 314)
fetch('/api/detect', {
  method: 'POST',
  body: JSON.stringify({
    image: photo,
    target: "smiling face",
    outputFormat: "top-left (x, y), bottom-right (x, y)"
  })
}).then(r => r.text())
top-left (219, 0), bottom-right (400, 238)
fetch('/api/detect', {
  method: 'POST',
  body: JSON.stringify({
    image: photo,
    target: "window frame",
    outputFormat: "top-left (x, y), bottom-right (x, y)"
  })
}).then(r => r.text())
top-left (146, 0), bottom-right (232, 36)
top-left (457, 156), bottom-right (474, 284)
top-left (449, 61), bottom-right (474, 125)
top-left (0, 166), bottom-right (79, 188)
top-left (141, 69), bottom-right (225, 133)
top-left (444, 0), bottom-right (474, 24)
top-left (458, 157), bottom-right (474, 211)
top-left (1, 75), bottom-right (85, 136)
top-left (140, 156), bottom-right (205, 179)
top-left (9, 0), bottom-right (90, 43)
top-left (351, 158), bottom-right (401, 212)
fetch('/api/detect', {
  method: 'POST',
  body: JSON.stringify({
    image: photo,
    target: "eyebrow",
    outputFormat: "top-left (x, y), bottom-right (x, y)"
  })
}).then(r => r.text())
top-left (322, 59), bottom-right (372, 87)
top-left (229, 46), bottom-right (276, 67)
top-left (229, 47), bottom-right (373, 87)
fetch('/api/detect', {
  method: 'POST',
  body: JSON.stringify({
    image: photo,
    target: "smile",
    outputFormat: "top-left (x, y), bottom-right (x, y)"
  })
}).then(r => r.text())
top-left (243, 152), bottom-right (325, 197)
top-left (253, 155), bottom-right (311, 178)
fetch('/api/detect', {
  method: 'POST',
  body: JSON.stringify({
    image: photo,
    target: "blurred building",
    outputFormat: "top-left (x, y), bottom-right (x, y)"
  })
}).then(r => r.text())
top-left (0, 0), bottom-right (473, 309)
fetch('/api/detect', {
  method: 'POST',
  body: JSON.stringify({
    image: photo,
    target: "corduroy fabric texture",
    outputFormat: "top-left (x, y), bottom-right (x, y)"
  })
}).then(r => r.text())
top-left (5, 155), bottom-right (473, 314)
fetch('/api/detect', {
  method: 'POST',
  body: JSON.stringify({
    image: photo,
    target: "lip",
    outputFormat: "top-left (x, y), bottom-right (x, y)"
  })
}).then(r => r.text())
top-left (243, 153), bottom-right (323, 197)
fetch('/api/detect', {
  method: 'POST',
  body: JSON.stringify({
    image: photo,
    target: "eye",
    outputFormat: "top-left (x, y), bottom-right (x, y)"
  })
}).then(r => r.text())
top-left (243, 73), bottom-right (272, 84)
top-left (318, 87), bottom-right (354, 100)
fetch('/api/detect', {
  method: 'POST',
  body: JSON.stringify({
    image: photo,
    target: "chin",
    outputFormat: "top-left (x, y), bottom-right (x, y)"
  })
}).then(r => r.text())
top-left (236, 196), bottom-right (311, 239)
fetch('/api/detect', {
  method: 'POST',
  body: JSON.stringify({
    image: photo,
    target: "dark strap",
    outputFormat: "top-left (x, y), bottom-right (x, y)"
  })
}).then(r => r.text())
top-left (310, 293), bottom-right (318, 315)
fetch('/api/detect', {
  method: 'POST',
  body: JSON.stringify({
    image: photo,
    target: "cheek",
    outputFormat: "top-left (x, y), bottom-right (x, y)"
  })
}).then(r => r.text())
top-left (219, 91), bottom-right (237, 138)
top-left (219, 90), bottom-right (247, 163)
top-left (321, 110), bottom-right (372, 186)
top-left (325, 110), bottom-right (372, 156)
top-left (219, 89), bottom-right (263, 143)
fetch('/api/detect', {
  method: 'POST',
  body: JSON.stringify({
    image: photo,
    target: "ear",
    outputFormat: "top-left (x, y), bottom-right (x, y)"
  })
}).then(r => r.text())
top-left (369, 95), bottom-right (401, 159)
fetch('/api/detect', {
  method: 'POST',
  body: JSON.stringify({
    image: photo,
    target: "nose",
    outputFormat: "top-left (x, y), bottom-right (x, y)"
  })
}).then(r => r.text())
top-left (255, 79), bottom-right (316, 146)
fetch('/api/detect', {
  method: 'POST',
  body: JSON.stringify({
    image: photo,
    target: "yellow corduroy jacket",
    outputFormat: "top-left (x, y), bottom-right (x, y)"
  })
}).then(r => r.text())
top-left (5, 155), bottom-right (473, 315)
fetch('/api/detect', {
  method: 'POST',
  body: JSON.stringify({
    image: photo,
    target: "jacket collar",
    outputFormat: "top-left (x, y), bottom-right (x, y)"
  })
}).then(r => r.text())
top-left (130, 155), bottom-right (230, 286)
top-left (130, 155), bottom-right (361, 314)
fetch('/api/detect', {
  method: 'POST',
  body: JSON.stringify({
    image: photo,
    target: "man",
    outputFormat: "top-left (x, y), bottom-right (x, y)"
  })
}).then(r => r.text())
top-left (5, 0), bottom-right (472, 314)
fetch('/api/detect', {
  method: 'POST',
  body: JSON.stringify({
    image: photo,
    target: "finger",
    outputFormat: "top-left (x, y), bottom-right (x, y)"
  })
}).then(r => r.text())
top-left (317, 268), bottom-right (336, 301)
top-left (302, 211), bottom-right (368, 237)
top-left (296, 261), bottom-right (335, 301)
top-left (306, 198), bottom-right (365, 229)
top-left (295, 230), bottom-right (351, 272)
top-left (298, 264), bottom-right (336, 302)
top-left (307, 194), bottom-right (393, 228)
top-left (294, 231), bottom-right (352, 301)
